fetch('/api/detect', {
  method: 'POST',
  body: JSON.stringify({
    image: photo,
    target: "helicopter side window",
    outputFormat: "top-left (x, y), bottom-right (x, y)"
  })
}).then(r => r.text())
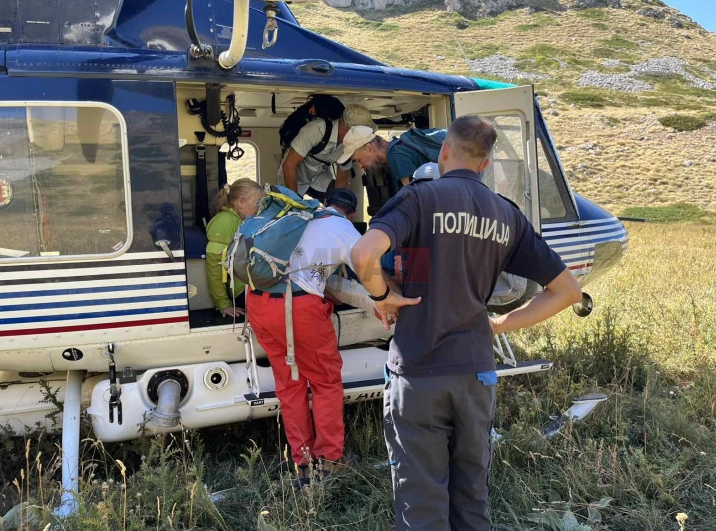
top-left (537, 136), bottom-right (567, 222)
top-left (480, 115), bottom-right (527, 213)
top-left (0, 104), bottom-right (129, 261)
top-left (536, 133), bottom-right (577, 223)
top-left (226, 142), bottom-right (259, 184)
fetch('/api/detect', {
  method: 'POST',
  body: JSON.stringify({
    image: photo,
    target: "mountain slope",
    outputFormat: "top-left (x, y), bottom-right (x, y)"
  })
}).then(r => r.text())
top-left (291, 0), bottom-right (716, 212)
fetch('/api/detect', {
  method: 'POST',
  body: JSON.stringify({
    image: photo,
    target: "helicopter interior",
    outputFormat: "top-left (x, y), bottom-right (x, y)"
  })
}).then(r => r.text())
top-left (174, 82), bottom-right (576, 329)
top-left (175, 82), bottom-right (449, 328)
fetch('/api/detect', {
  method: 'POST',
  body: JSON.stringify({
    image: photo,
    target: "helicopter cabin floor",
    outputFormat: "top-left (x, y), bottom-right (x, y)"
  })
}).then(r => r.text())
top-left (175, 82), bottom-right (449, 330)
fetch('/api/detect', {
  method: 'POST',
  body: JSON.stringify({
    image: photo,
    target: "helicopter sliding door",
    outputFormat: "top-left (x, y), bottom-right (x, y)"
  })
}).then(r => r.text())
top-left (453, 86), bottom-right (540, 232)
top-left (0, 78), bottom-right (189, 356)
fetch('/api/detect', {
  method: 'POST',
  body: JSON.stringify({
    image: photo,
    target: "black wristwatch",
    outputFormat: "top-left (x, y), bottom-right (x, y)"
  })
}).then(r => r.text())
top-left (369, 285), bottom-right (391, 302)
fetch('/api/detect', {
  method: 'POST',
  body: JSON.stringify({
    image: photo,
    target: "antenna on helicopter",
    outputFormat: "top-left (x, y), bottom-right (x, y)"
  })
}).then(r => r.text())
top-left (185, 0), bottom-right (214, 60)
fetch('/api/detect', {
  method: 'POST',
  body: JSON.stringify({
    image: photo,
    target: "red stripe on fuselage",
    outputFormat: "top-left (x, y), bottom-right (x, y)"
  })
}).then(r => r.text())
top-left (569, 263), bottom-right (593, 271)
top-left (0, 316), bottom-right (189, 337)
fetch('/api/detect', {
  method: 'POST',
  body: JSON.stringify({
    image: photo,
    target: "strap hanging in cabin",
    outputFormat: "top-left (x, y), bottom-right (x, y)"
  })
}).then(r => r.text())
top-left (194, 131), bottom-right (210, 230)
top-left (218, 150), bottom-right (228, 190)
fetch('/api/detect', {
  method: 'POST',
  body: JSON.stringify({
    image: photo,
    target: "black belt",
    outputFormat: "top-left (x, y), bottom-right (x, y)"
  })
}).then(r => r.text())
top-left (250, 288), bottom-right (309, 299)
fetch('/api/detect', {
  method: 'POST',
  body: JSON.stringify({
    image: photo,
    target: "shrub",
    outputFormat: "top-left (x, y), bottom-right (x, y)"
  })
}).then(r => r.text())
top-left (658, 114), bottom-right (707, 131)
top-left (598, 36), bottom-right (637, 49)
top-left (619, 203), bottom-right (713, 223)
top-left (560, 91), bottom-right (614, 108)
top-left (577, 8), bottom-right (610, 20)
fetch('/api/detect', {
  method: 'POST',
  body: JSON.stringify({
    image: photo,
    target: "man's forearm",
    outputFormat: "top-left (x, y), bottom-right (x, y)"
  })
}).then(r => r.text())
top-left (282, 162), bottom-right (299, 193)
top-left (492, 269), bottom-right (582, 334)
top-left (350, 229), bottom-right (392, 298)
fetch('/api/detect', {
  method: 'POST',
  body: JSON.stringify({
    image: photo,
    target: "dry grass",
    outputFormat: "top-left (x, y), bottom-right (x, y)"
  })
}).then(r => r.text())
top-left (290, 1), bottom-right (716, 212)
top-left (4, 220), bottom-right (716, 530)
top-left (544, 108), bottom-right (716, 212)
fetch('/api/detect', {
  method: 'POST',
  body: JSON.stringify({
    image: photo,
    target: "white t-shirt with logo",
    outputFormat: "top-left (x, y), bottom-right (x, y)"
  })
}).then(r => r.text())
top-left (288, 208), bottom-right (361, 297)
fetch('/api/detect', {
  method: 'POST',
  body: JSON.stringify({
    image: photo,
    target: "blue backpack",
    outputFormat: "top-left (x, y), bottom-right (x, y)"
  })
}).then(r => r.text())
top-left (226, 185), bottom-right (341, 292)
top-left (388, 128), bottom-right (447, 164)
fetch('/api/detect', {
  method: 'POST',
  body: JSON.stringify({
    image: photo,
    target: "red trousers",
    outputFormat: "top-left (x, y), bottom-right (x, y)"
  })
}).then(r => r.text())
top-left (247, 291), bottom-right (344, 465)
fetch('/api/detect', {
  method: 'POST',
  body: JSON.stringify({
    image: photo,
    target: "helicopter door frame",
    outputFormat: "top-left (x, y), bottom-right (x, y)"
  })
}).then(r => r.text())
top-left (453, 85), bottom-right (540, 233)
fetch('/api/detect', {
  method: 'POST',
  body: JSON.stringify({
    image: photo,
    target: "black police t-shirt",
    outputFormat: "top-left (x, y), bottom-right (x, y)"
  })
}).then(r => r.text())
top-left (369, 169), bottom-right (566, 376)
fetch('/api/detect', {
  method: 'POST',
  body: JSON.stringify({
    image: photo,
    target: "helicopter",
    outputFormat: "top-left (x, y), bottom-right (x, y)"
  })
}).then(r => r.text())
top-left (0, 0), bottom-right (628, 515)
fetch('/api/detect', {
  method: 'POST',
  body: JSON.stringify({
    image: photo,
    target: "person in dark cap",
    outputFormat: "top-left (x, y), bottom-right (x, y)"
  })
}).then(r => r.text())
top-left (324, 188), bottom-right (358, 221)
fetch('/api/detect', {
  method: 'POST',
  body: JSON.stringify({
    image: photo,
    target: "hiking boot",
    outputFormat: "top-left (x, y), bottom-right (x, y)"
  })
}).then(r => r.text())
top-left (316, 453), bottom-right (353, 481)
top-left (292, 463), bottom-right (311, 489)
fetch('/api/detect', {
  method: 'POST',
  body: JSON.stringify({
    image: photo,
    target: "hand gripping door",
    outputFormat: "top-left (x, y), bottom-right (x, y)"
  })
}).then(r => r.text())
top-left (453, 86), bottom-right (540, 232)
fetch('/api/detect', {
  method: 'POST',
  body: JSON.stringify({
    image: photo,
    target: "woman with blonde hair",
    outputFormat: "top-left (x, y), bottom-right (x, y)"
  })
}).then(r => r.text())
top-left (205, 178), bottom-right (264, 318)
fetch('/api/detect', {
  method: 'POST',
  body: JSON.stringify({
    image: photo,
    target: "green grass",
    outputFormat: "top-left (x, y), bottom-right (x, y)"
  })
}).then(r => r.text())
top-left (590, 47), bottom-right (638, 61)
top-left (577, 8), bottom-right (610, 21)
top-left (591, 22), bottom-right (609, 30)
top-left (352, 19), bottom-right (400, 32)
top-left (560, 90), bottom-right (613, 108)
top-left (463, 43), bottom-right (499, 60)
top-left (515, 13), bottom-right (558, 32)
top-left (435, 11), bottom-right (498, 29)
top-left (619, 203), bottom-right (714, 223)
top-left (597, 36), bottom-right (638, 50)
top-left (658, 114), bottom-right (708, 131)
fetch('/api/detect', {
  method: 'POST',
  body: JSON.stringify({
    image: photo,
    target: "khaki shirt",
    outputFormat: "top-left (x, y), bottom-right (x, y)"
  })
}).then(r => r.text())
top-left (277, 119), bottom-right (352, 195)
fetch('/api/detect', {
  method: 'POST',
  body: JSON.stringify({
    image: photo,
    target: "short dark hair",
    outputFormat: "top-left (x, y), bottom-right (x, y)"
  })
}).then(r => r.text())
top-left (445, 116), bottom-right (497, 161)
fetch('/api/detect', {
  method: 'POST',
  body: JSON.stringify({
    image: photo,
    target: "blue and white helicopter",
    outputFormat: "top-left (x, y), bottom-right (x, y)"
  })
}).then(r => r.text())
top-left (0, 0), bottom-right (627, 513)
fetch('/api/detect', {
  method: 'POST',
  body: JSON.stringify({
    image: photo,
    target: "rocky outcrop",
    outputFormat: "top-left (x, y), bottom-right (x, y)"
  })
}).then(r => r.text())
top-left (325, 0), bottom-right (623, 18)
top-left (444, 0), bottom-right (528, 19)
top-left (573, 0), bottom-right (621, 8)
top-left (326, 0), bottom-right (427, 10)
top-left (636, 7), bottom-right (664, 20)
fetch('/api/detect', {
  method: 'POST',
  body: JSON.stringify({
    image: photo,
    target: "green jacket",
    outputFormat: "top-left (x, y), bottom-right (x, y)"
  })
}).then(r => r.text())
top-left (205, 208), bottom-right (246, 311)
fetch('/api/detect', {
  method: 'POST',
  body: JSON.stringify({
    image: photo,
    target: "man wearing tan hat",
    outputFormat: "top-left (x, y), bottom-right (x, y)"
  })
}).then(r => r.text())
top-left (337, 125), bottom-right (445, 190)
top-left (278, 103), bottom-right (375, 201)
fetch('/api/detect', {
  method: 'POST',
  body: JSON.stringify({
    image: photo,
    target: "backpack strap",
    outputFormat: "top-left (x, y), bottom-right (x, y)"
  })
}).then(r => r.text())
top-left (307, 119), bottom-right (333, 164)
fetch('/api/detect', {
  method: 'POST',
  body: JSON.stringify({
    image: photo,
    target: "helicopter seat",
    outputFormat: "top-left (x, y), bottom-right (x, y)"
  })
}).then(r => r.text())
top-left (184, 227), bottom-right (215, 312)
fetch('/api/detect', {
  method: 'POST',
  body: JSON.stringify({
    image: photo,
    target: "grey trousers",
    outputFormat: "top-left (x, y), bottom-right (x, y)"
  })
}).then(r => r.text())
top-left (384, 371), bottom-right (497, 531)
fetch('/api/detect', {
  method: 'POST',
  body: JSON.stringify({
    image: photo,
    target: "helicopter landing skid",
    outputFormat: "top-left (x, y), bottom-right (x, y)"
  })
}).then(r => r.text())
top-left (493, 331), bottom-right (553, 377)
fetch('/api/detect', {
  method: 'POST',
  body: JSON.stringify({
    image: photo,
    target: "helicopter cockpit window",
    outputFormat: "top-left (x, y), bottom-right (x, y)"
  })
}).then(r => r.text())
top-left (0, 103), bottom-right (129, 261)
top-left (537, 135), bottom-right (570, 222)
top-left (480, 115), bottom-right (527, 214)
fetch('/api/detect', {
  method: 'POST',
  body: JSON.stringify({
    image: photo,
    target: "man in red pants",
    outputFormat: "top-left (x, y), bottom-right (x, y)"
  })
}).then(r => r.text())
top-left (247, 189), bottom-right (361, 485)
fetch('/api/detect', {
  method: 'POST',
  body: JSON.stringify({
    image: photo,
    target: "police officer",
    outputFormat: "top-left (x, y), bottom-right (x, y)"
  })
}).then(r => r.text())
top-left (350, 115), bottom-right (582, 531)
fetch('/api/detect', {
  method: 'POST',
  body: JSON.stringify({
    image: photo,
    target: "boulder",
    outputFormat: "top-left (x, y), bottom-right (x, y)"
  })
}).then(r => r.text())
top-left (573, 0), bottom-right (621, 8)
top-left (669, 17), bottom-right (684, 29)
top-left (636, 8), bottom-right (665, 20)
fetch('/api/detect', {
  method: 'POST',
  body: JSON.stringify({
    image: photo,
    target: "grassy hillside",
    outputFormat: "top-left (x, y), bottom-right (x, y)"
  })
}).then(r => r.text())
top-left (292, 0), bottom-right (716, 213)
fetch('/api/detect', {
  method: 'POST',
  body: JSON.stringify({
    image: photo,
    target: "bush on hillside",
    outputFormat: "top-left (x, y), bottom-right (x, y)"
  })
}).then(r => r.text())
top-left (619, 203), bottom-right (713, 223)
top-left (560, 91), bottom-right (613, 108)
top-left (658, 114), bottom-right (707, 131)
